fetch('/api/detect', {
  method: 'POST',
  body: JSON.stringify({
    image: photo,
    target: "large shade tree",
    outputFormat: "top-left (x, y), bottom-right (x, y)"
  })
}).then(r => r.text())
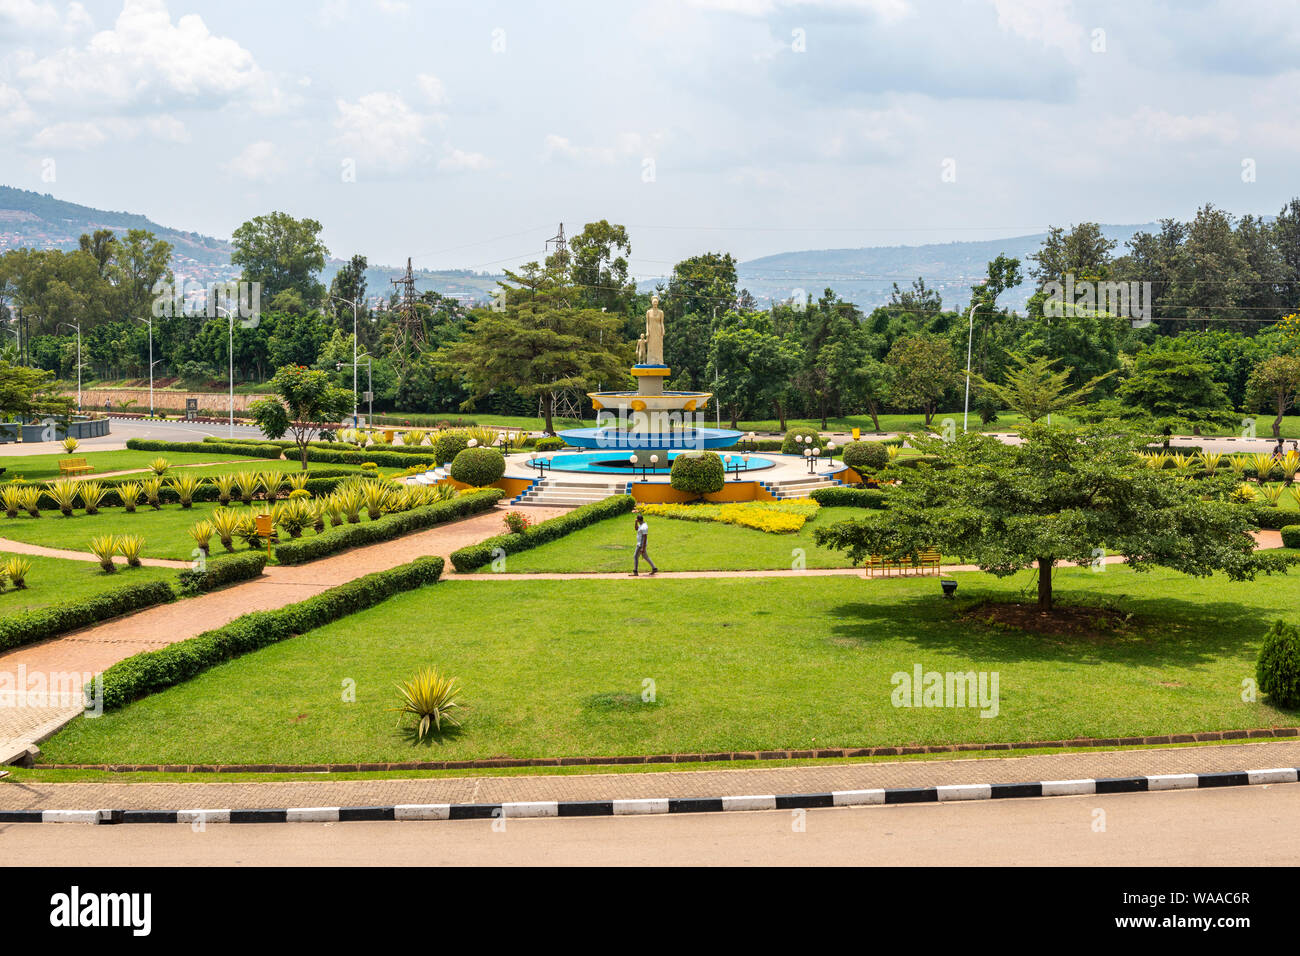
top-left (250, 365), bottom-right (353, 469)
top-left (814, 423), bottom-right (1293, 610)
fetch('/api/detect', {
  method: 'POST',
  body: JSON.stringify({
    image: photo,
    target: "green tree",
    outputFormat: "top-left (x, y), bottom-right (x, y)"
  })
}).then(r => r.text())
top-left (1245, 354), bottom-right (1300, 440)
top-left (437, 271), bottom-right (628, 434)
top-left (970, 353), bottom-right (1113, 423)
top-left (708, 324), bottom-right (802, 428)
top-left (0, 360), bottom-right (73, 422)
top-left (250, 365), bottom-right (353, 469)
top-left (814, 424), bottom-right (1294, 610)
top-left (886, 333), bottom-right (959, 425)
top-left (569, 220), bottom-right (635, 313)
top-left (1117, 349), bottom-right (1238, 435)
top-left (231, 211), bottom-right (329, 302)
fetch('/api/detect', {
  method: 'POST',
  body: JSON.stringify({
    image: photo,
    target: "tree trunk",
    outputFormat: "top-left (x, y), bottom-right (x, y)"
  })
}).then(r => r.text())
top-left (1037, 556), bottom-right (1053, 611)
top-left (1274, 398), bottom-right (1285, 440)
top-left (543, 393), bottom-right (555, 436)
top-left (776, 399), bottom-right (787, 431)
top-left (729, 405), bottom-right (739, 429)
top-left (300, 441), bottom-right (309, 471)
top-left (867, 401), bottom-right (881, 434)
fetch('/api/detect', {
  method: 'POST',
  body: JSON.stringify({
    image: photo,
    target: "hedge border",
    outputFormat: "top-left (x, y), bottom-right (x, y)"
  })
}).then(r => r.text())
top-left (809, 486), bottom-right (889, 509)
top-left (2, 471), bottom-right (357, 512)
top-left (1282, 525), bottom-right (1300, 549)
top-left (450, 495), bottom-right (635, 572)
top-left (97, 555), bottom-right (445, 709)
top-left (274, 489), bottom-right (504, 565)
top-left (125, 438), bottom-right (285, 459)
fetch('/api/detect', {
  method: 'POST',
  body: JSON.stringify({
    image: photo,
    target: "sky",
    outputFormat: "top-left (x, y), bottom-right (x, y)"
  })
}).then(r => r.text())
top-left (1, 0), bottom-right (1298, 280)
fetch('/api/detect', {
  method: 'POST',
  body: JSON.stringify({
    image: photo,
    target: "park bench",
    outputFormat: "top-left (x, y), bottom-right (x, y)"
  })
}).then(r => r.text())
top-left (58, 458), bottom-right (94, 477)
top-left (864, 549), bottom-right (942, 578)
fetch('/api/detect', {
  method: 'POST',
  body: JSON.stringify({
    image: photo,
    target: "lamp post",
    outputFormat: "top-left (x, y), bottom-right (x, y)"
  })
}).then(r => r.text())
top-left (133, 316), bottom-right (158, 419)
top-left (57, 320), bottom-right (82, 411)
top-left (335, 353), bottom-right (372, 426)
top-left (963, 282), bottom-right (986, 434)
top-left (327, 294), bottom-right (363, 428)
top-left (213, 304), bottom-right (237, 438)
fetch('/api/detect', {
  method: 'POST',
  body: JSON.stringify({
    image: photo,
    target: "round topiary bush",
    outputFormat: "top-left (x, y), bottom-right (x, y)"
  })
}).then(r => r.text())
top-left (1281, 525), bottom-right (1300, 549)
top-left (781, 429), bottom-right (825, 455)
top-left (535, 436), bottom-right (566, 452)
top-left (450, 447), bottom-right (505, 487)
top-left (1257, 619), bottom-right (1300, 709)
top-left (433, 431), bottom-right (470, 465)
top-left (842, 440), bottom-right (888, 473)
top-left (669, 451), bottom-right (725, 496)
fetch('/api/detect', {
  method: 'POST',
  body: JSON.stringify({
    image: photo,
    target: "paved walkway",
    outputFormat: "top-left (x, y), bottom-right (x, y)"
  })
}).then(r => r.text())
top-left (3, 740), bottom-right (1298, 811)
top-left (0, 504), bottom-right (569, 762)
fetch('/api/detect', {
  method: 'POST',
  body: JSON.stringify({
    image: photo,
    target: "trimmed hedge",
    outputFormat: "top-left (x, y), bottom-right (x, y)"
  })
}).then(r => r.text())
top-left (98, 556), bottom-right (445, 710)
top-left (842, 441), bottom-right (888, 473)
top-left (1282, 525), bottom-right (1300, 549)
top-left (809, 486), bottom-right (889, 509)
top-left (275, 489), bottom-right (504, 565)
top-left (450, 494), bottom-right (635, 572)
top-left (0, 580), bottom-right (176, 652)
top-left (304, 446), bottom-right (438, 469)
top-left (432, 431), bottom-right (471, 466)
top-left (126, 438), bottom-right (285, 459)
top-left (1257, 619), bottom-right (1300, 709)
top-left (1246, 505), bottom-right (1299, 531)
top-left (450, 447), bottom-right (506, 486)
top-left (2, 470), bottom-right (356, 512)
top-left (177, 551), bottom-right (266, 595)
top-left (670, 451), bottom-right (725, 495)
top-left (534, 436), bottom-right (566, 452)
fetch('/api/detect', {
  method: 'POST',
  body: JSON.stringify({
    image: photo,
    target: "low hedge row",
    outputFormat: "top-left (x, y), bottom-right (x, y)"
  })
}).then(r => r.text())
top-left (809, 486), bottom-right (889, 508)
top-left (0, 580), bottom-right (177, 652)
top-left (4, 471), bottom-right (357, 512)
top-left (1282, 525), bottom-right (1300, 549)
top-left (1247, 505), bottom-right (1300, 531)
top-left (450, 494), bottom-right (635, 572)
top-left (304, 446), bottom-right (439, 469)
top-left (177, 551), bottom-right (266, 594)
top-left (125, 438), bottom-right (285, 459)
top-left (98, 556), bottom-right (445, 710)
top-left (274, 489), bottom-right (504, 565)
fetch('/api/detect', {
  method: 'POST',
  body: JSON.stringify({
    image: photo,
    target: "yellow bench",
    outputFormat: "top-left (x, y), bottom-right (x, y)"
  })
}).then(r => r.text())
top-left (58, 458), bottom-right (94, 476)
top-left (864, 549), bottom-right (942, 578)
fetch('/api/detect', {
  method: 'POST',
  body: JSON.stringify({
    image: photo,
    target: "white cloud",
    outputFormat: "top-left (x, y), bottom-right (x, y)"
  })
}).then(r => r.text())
top-left (16, 0), bottom-right (279, 111)
top-left (542, 131), bottom-right (660, 165)
top-left (28, 120), bottom-right (108, 150)
top-left (222, 140), bottom-right (289, 181)
top-left (0, 0), bottom-right (93, 33)
top-left (416, 73), bottom-right (446, 106)
top-left (333, 91), bottom-right (429, 170)
top-left (991, 0), bottom-right (1085, 57)
top-left (687, 0), bottom-right (909, 20)
top-left (438, 147), bottom-right (492, 171)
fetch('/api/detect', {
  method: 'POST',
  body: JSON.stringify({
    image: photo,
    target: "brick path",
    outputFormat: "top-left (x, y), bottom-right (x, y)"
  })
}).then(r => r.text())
top-left (0, 505), bottom-right (569, 762)
top-left (3, 740), bottom-right (1299, 811)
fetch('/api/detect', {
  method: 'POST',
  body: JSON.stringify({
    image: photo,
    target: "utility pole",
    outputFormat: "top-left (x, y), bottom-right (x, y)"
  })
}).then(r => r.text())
top-left (327, 294), bottom-right (363, 427)
top-left (390, 259), bottom-right (424, 371)
top-left (134, 316), bottom-right (156, 418)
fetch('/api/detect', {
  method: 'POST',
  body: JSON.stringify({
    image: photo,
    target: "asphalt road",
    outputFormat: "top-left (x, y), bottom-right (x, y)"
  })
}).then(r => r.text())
top-left (3, 785), bottom-right (1297, 867)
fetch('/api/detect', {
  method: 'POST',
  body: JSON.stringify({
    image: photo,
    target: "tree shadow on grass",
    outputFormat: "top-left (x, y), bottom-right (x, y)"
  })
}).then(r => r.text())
top-left (395, 721), bottom-right (467, 748)
top-left (826, 586), bottom-right (1281, 668)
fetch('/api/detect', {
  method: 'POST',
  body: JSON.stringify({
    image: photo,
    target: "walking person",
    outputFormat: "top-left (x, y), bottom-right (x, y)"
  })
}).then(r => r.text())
top-left (632, 513), bottom-right (657, 576)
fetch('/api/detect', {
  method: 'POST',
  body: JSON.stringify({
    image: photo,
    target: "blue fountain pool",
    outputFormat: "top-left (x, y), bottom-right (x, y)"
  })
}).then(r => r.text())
top-left (528, 450), bottom-right (776, 475)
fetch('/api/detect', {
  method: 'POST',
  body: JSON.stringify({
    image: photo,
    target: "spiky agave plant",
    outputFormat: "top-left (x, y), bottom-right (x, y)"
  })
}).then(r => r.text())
top-left (18, 486), bottom-right (41, 517)
top-left (118, 534), bottom-right (145, 568)
top-left (336, 485), bottom-right (364, 523)
top-left (89, 534), bottom-right (119, 572)
top-left (4, 556), bottom-right (31, 588)
top-left (259, 470), bottom-right (283, 503)
top-left (213, 473), bottom-right (237, 506)
top-left (1228, 455), bottom-right (1250, 477)
top-left (309, 499), bottom-right (326, 533)
top-left (1289, 486), bottom-right (1300, 510)
top-left (275, 498), bottom-right (311, 538)
top-left (286, 472), bottom-right (309, 493)
top-left (142, 477), bottom-right (163, 510)
top-left (360, 479), bottom-right (391, 520)
top-left (234, 470), bottom-right (259, 506)
top-left (210, 508), bottom-right (240, 551)
top-left (402, 429), bottom-right (427, 447)
top-left (77, 480), bottom-right (107, 515)
top-left (235, 514), bottom-right (264, 550)
top-left (47, 478), bottom-right (79, 516)
top-left (1198, 452), bottom-right (1224, 474)
top-left (1, 485), bottom-right (22, 519)
top-left (1279, 450), bottom-right (1300, 486)
top-left (61, 436), bottom-right (79, 454)
top-left (188, 519), bottom-right (215, 555)
top-left (392, 666), bottom-right (463, 740)
top-left (117, 481), bottom-right (142, 513)
top-left (148, 457), bottom-right (171, 476)
top-left (1258, 484), bottom-right (1285, 506)
top-left (1249, 453), bottom-right (1277, 483)
top-left (323, 494), bottom-right (344, 527)
top-left (167, 474), bottom-right (201, 509)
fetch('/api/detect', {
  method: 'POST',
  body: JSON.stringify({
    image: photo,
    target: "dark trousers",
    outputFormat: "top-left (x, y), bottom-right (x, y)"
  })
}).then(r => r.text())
top-left (634, 539), bottom-right (656, 572)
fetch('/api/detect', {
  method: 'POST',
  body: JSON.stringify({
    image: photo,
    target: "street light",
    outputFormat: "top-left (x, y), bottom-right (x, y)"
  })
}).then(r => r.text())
top-left (213, 304), bottom-right (237, 438)
top-left (336, 352), bottom-right (373, 426)
top-left (326, 294), bottom-right (364, 427)
top-left (963, 281), bottom-right (987, 435)
top-left (57, 320), bottom-right (82, 411)
top-left (133, 316), bottom-right (159, 419)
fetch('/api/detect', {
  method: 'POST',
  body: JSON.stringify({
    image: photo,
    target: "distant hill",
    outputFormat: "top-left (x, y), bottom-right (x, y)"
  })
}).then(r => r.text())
top-left (726, 224), bottom-right (1156, 312)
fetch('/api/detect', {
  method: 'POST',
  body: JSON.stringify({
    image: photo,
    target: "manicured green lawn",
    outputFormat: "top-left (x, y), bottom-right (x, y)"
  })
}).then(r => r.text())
top-left (0, 501), bottom-right (272, 561)
top-left (38, 565), bottom-right (1300, 765)
top-left (0, 551), bottom-right (176, 615)
top-left (0, 449), bottom-right (272, 483)
top-left (484, 506), bottom-right (872, 573)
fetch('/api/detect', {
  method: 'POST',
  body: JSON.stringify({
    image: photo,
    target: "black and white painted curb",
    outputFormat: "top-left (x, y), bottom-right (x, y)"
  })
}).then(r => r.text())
top-left (3, 767), bottom-right (1297, 824)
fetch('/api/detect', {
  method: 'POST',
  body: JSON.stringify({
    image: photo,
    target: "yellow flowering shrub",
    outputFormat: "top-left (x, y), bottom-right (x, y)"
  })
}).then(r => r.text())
top-left (638, 499), bottom-right (819, 533)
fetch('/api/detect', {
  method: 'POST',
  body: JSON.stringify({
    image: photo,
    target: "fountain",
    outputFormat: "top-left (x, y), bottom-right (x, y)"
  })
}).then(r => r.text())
top-left (557, 294), bottom-right (744, 463)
